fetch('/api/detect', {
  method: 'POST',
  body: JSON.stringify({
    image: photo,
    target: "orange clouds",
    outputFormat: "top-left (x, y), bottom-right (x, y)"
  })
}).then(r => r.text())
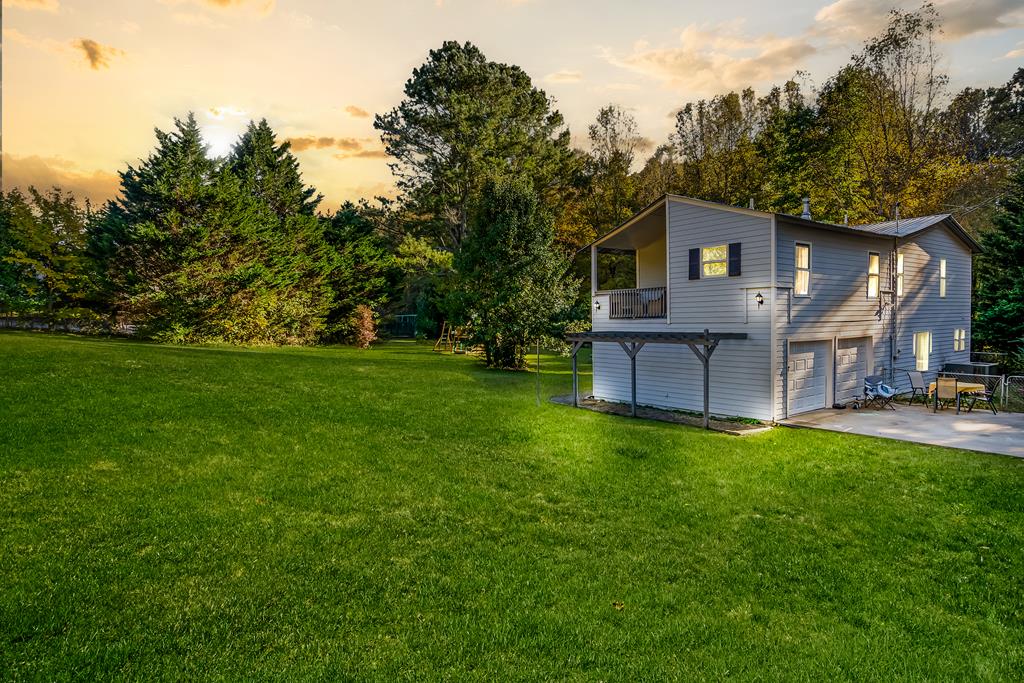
top-left (2, 154), bottom-right (120, 206)
top-left (344, 105), bottom-right (370, 118)
top-left (285, 135), bottom-right (386, 159)
top-left (3, 0), bottom-right (59, 11)
top-left (73, 38), bottom-right (124, 69)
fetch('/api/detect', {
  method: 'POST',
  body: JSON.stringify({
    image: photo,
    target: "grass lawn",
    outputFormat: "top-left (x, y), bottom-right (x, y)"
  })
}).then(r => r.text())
top-left (2, 332), bottom-right (1023, 681)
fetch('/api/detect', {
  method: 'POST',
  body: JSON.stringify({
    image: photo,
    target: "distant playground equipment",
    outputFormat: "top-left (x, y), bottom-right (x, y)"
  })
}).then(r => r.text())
top-left (433, 321), bottom-right (476, 354)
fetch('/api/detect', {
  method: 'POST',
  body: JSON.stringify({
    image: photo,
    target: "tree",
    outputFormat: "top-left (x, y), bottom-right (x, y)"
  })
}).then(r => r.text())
top-left (973, 164), bottom-right (1024, 357)
top-left (450, 178), bottom-right (577, 369)
top-left (323, 202), bottom-right (401, 341)
top-left (1, 187), bottom-right (91, 319)
top-left (585, 104), bottom-right (645, 234)
top-left (376, 41), bottom-right (573, 250)
top-left (225, 119), bottom-right (322, 217)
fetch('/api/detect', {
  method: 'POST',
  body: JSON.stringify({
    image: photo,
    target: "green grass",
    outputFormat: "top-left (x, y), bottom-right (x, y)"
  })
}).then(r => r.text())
top-left (2, 332), bottom-right (1023, 681)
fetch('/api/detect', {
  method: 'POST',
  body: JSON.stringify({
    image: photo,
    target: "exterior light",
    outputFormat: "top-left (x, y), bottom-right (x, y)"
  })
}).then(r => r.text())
top-left (755, 292), bottom-right (764, 308)
top-left (593, 300), bottom-right (601, 310)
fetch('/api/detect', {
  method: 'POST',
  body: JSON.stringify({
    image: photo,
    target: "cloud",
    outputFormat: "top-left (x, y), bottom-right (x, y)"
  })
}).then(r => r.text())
top-left (814, 0), bottom-right (1024, 42)
top-left (333, 149), bottom-right (388, 160)
top-left (206, 105), bottom-right (247, 120)
top-left (1, 154), bottom-right (120, 206)
top-left (344, 105), bottom-right (370, 118)
top-left (1004, 42), bottom-right (1024, 59)
top-left (606, 23), bottom-right (816, 92)
top-left (161, 0), bottom-right (275, 17)
top-left (544, 69), bottom-right (583, 84)
top-left (2, 0), bottom-right (59, 11)
top-left (73, 38), bottom-right (125, 70)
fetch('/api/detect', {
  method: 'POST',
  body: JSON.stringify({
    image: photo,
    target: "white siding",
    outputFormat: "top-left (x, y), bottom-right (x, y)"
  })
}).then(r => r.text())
top-left (636, 232), bottom-right (667, 288)
top-left (592, 199), bottom-right (774, 420)
top-left (891, 227), bottom-right (972, 388)
top-left (773, 223), bottom-right (890, 418)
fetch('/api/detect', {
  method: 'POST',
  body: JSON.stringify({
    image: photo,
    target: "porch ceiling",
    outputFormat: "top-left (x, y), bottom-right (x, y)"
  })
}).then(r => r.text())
top-left (595, 204), bottom-right (665, 251)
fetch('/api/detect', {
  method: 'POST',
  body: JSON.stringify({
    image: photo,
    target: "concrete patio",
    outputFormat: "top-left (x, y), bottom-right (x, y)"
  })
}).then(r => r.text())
top-left (782, 403), bottom-right (1024, 458)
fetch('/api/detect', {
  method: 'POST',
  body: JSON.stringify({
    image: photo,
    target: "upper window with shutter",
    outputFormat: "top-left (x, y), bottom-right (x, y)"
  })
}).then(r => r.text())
top-left (701, 245), bottom-right (727, 277)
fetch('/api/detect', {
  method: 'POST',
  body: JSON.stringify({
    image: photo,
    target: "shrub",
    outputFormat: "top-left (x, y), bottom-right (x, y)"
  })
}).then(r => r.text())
top-left (352, 304), bottom-right (376, 349)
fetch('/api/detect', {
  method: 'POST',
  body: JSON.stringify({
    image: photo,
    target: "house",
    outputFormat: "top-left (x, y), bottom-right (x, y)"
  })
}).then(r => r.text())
top-left (580, 194), bottom-right (981, 422)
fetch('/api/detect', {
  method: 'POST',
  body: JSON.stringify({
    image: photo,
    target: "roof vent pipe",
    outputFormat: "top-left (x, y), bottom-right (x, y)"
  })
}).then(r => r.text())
top-left (801, 197), bottom-right (811, 220)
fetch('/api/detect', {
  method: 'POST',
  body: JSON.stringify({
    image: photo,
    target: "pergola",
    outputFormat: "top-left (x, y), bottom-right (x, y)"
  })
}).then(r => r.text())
top-left (566, 329), bottom-right (749, 429)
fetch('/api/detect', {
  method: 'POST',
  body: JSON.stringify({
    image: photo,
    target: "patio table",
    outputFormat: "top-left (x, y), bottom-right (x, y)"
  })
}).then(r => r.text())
top-left (927, 381), bottom-right (986, 396)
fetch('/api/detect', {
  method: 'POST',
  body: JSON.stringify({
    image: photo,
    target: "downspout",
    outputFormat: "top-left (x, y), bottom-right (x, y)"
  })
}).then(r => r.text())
top-left (890, 204), bottom-right (900, 384)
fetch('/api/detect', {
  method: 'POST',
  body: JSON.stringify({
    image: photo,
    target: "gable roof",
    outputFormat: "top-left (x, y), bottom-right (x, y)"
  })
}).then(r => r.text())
top-left (582, 194), bottom-right (983, 254)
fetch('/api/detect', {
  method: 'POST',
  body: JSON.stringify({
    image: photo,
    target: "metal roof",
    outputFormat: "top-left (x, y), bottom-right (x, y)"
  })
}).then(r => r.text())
top-left (852, 214), bottom-right (949, 237)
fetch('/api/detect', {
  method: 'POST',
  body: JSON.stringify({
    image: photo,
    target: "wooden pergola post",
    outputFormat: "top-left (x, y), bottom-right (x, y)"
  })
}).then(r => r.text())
top-left (617, 341), bottom-right (645, 417)
top-left (685, 329), bottom-right (721, 429)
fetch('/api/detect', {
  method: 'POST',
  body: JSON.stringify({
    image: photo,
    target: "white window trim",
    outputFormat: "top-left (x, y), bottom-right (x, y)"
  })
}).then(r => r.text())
top-left (794, 242), bottom-right (811, 297)
top-left (867, 251), bottom-right (880, 299)
top-left (700, 244), bottom-right (728, 278)
top-left (896, 253), bottom-right (904, 297)
top-left (939, 259), bottom-right (947, 298)
top-left (954, 328), bottom-right (967, 352)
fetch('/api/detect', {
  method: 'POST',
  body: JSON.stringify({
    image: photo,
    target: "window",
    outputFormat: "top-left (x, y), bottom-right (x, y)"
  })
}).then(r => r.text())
top-left (939, 259), bottom-right (947, 298)
top-left (954, 328), bottom-right (967, 352)
top-left (896, 253), bottom-right (904, 297)
top-left (701, 245), bottom-right (727, 277)
top-left (914, 331), bottom-right (932, 371)
top-left (867, 252), bottom-right (880, 298)
top-left (794, 243), bottom-right (811, 296)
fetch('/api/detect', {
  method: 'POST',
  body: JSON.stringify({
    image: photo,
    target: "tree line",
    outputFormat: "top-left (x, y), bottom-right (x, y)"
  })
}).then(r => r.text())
top-left (2, 2), bottom-right (1022, 368)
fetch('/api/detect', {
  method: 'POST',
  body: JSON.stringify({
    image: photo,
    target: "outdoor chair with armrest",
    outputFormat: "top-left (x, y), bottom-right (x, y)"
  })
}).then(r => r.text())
top-left (864, 374), bottom-right (896, 410)
top-left (933, 377), bottom-right (960, 413)
top-left (905, 370), bottom-right (928, 406)
top-left (963, 385), bottom-right (998, 415)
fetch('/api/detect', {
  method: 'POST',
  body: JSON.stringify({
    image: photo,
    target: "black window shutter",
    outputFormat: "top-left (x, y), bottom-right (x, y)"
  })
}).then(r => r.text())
top-left (689, 248), bottom-right (701, 280)
top-left (728, 242), bottom-right (741, 276)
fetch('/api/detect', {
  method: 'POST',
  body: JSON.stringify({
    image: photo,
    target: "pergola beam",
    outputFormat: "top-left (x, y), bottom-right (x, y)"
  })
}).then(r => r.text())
top-left (566, 329), bottom-right (744, 429)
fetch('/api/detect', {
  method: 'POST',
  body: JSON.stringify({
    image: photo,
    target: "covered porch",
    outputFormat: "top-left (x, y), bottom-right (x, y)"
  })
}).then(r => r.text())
top-left (566, 329), bottom-right (748, 429)
top-left (590, 200), bottom-right (668, 320)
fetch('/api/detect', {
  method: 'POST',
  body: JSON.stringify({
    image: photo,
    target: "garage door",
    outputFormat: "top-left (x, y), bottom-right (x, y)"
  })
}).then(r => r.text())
top-left (835, 337), bottom-right (870, 405)
top-left (789, 341), bottom-right (828, 415)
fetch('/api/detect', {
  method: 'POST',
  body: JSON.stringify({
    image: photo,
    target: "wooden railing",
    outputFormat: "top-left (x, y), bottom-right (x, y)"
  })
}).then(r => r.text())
top-left (607, 286), bottom-right (667, 319)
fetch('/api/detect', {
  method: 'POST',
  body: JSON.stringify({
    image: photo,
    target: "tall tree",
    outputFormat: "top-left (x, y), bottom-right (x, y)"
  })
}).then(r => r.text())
top-left (1, 188), bottom-right (91, 318)
top-left (225, 119), bottom-right (322, 217)
top-left (585, 104), bottom-right (645, 234)
top-left (973, 164), bottom-right (1024, 358)
top-left (375, 41), bottom-right (573, 250)
top-left (450, 178), bottom-right (577, 369)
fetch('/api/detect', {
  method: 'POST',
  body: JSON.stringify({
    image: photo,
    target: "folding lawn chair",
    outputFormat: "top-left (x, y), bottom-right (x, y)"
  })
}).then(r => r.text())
top-left (964, 386), bottom-right (998, 415)
top-left (933, 377), bottom-right (960, 413)
top-left (864, 374), bottom-right (897, 410)
top-left (905, 370), bottom-right (928, 406)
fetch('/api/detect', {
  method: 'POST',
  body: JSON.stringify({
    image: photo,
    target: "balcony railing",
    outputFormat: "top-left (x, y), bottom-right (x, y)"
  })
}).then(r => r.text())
top-left (607, 286), bottom-right (667, 319)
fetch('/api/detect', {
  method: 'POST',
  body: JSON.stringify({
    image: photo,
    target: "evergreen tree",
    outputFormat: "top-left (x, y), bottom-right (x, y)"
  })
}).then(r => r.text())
top-left (450, 178), bottom-right (577, 369)
top-left (226, 119), bottom-right (322, 217)
top-left (974, 164), bottom-right (1024, 357)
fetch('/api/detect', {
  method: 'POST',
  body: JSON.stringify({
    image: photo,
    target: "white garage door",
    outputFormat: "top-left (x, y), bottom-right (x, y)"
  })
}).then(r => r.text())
top-left (835, 337), bottom-right (870, 405)
top-left (789, 341), bottom-right (828, 415)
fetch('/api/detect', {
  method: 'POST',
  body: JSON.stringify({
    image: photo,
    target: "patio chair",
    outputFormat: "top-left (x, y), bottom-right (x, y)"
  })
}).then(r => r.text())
top-left (963, 386), bottom-right (998, 415)
top-left (905, 370), bottom-right (928, 406)
top-left (933, 377), bottom-right (960, 413)
top-left (864, 374), bottom-right (897, 410)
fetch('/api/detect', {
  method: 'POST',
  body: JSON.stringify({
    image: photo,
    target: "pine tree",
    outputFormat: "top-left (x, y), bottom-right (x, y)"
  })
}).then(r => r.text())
top-left (974, 164), bottom-right (1024, 359)
top-left (225, 119), bottom-right (322, 217)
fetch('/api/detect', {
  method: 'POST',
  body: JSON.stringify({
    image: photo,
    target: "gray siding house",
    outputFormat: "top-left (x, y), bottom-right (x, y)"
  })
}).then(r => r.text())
top-left (587, 195), bottom-right (981, 421)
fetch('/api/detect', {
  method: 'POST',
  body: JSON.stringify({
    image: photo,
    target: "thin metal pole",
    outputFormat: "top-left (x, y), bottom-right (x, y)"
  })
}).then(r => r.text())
top-left (703, 351), bottom-right (710, 429)
top-left (630, 345), bottom-right (637, 417)
top-left (535, 339), bottom-right (541, 407)
top-left (572, 349), bottom-right (578, 408)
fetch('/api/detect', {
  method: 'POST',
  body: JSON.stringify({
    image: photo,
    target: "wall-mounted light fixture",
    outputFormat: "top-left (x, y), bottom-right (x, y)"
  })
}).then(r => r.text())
top-left (593, 300), bottom-right (602, 310)
top-left (754, 292), bottom-right (764, 308)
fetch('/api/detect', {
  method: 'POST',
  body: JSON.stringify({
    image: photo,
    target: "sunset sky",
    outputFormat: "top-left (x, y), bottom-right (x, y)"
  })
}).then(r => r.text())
top-left (3, 0), bottom-right (1022, 211)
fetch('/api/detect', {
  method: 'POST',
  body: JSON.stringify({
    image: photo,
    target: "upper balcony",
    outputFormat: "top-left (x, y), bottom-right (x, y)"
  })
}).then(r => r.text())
top-left (591, 201), bottom-right (667, 320)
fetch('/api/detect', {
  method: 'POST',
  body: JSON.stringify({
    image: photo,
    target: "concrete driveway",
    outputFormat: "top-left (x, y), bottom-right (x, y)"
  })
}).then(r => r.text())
top-left (782, 404), bottom-right (1024, 458)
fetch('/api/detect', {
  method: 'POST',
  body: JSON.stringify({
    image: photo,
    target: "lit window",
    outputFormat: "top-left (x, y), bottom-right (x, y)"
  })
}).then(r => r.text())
top-left (701, 245), bottom-right (727, 277)
top-left (914, 331), bottom-right (932, 371)
top-left (954, 328), bottom-right (967, 351)
top-left (867, 252), bottom-right (880, 298)
top-left (794, 243), bottom-right (810, 296)
top-left (939, 259), bottom-right (947, 298)
top-left (896, 253), bottom-right (904, 296)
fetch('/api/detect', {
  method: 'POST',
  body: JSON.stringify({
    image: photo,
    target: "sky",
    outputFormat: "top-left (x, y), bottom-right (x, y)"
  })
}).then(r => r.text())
top-left (3, 0), bottom-right (1022, 211)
